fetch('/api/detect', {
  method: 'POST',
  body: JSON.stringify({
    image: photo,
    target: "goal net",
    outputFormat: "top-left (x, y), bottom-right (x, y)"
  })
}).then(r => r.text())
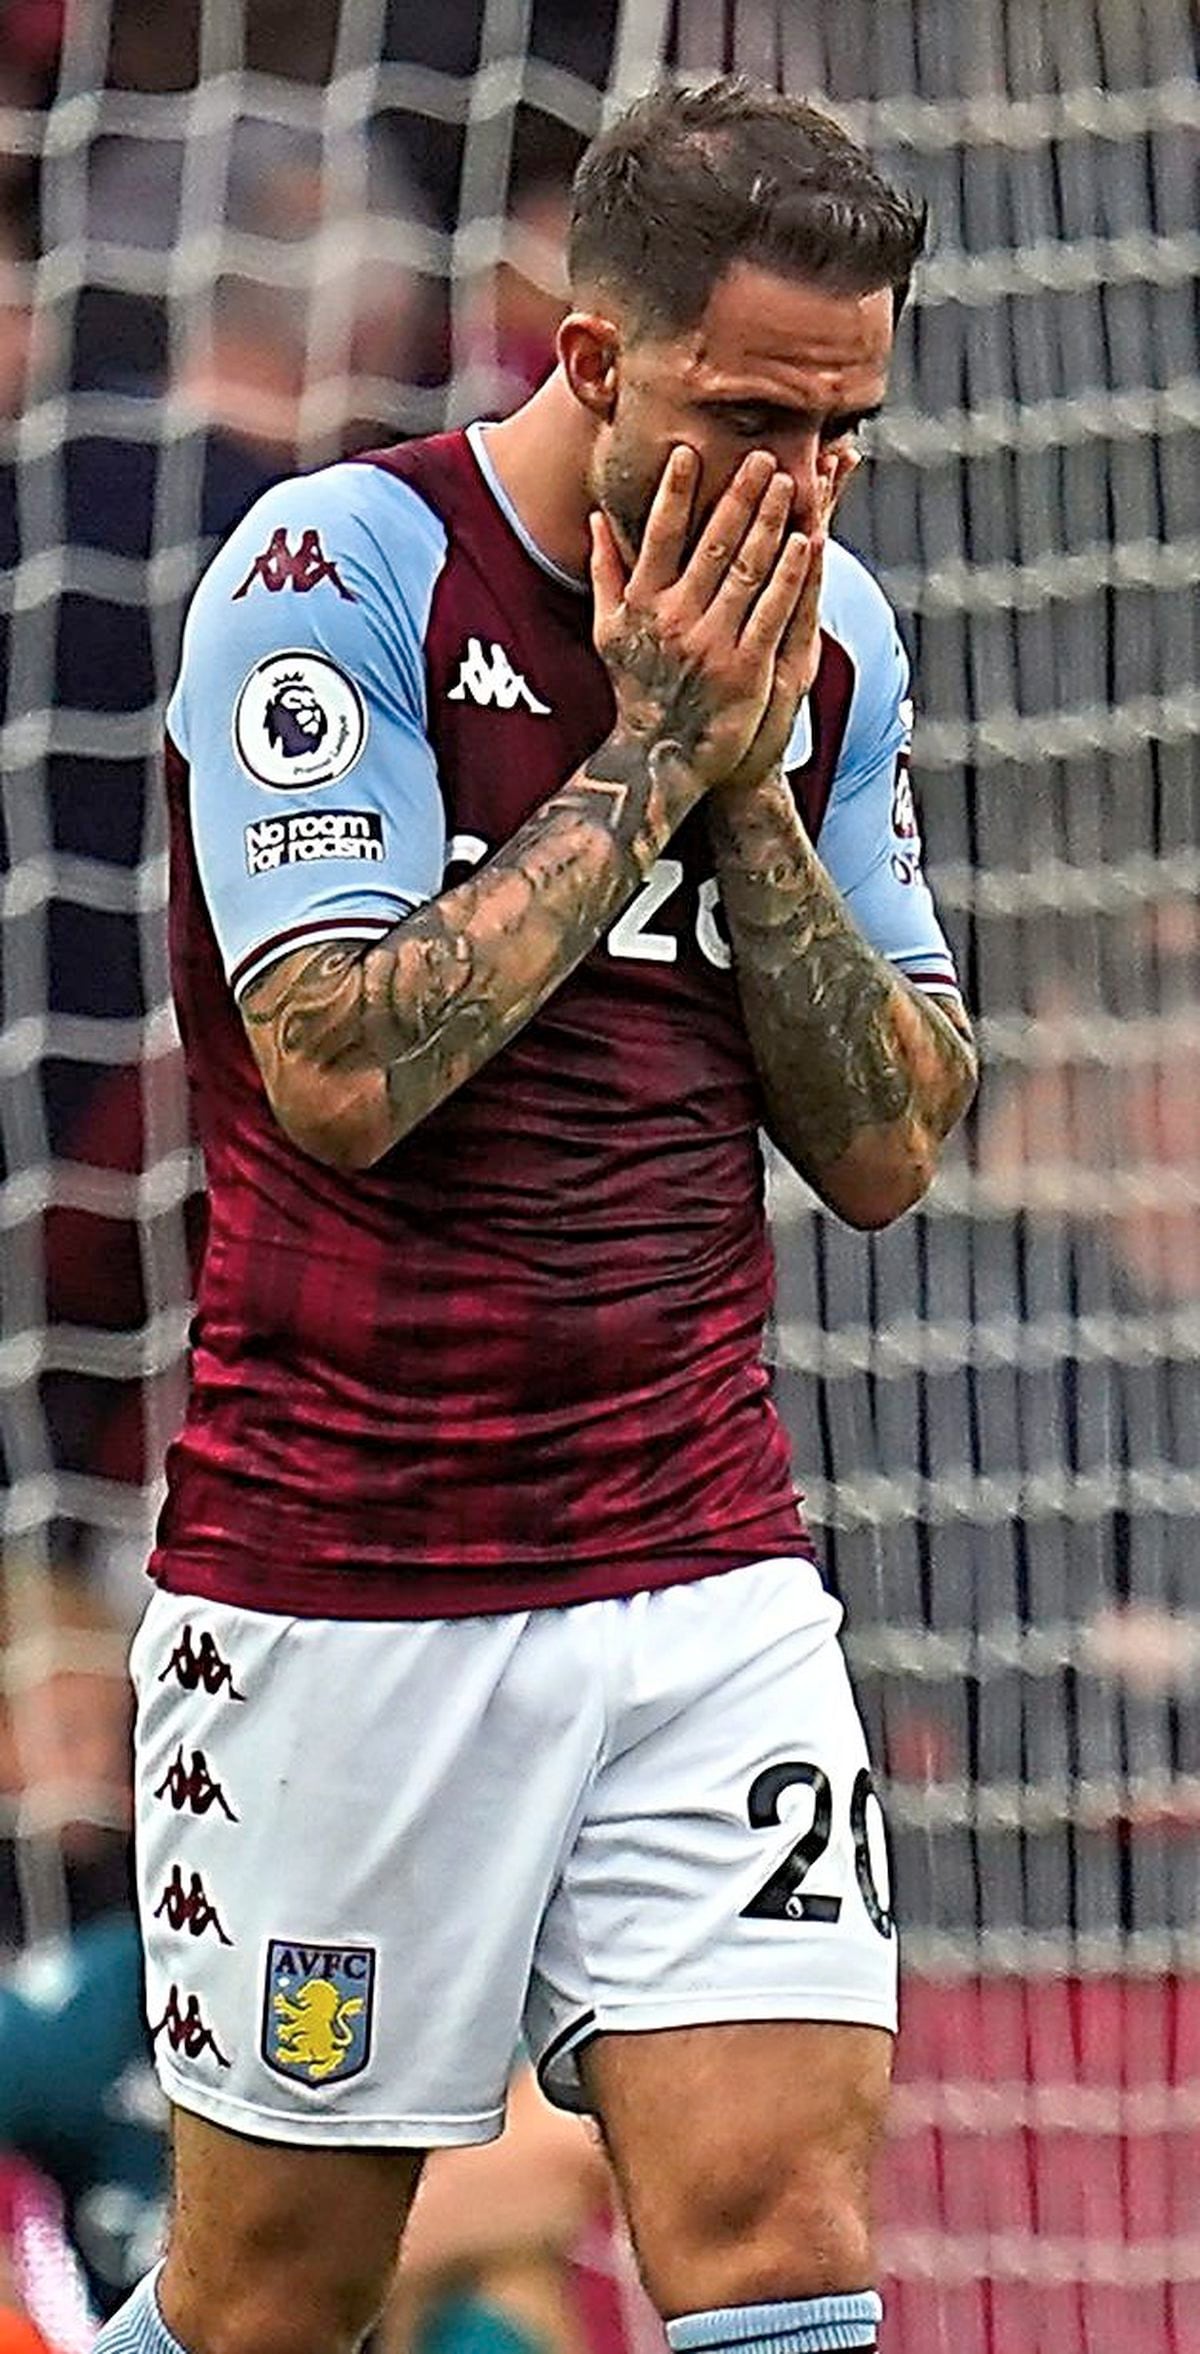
top-left (2, 1), bottom-right (1198, 2347)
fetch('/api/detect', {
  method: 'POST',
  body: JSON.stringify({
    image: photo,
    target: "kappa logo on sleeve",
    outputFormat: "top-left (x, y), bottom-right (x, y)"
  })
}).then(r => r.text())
top-left (263, 1941), bottom-right (376, 2085)
top-left (233, 526), bottom-right (356, 602)
top-left (245, 809), bottom-right (385, 875)
top-left (233, 650), bottom-right (368, 789)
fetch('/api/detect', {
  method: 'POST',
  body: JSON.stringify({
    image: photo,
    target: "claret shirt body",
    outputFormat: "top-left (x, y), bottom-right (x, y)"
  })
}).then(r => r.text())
top-left (154, 426), bottom-right (961, 1618)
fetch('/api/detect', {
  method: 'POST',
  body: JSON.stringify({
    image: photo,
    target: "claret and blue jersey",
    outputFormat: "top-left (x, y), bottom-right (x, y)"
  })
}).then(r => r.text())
top-left (155, 423), bottom-right (961, 1620)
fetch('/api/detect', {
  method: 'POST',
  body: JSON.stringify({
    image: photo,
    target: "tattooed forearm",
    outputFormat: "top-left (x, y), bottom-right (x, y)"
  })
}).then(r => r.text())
top-left (708, 771), bottom-right (977, 1226)
top-left (239, 728), bottom-right (702, 1168)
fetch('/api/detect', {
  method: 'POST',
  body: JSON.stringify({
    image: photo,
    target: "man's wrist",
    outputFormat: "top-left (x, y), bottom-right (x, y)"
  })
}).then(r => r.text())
top-left (591, 724), bottom-right (708, 867)
top-left (707, 762), bottom-right (812, 861)
top-left (710, 759), bottom-right (783, 810)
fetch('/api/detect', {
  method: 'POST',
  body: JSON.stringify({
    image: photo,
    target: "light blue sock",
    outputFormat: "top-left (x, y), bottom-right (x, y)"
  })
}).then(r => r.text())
top-left (90, 2269), bottom-right (190, 2354)
top-left (666, 2294), bottom-right (882, 2354)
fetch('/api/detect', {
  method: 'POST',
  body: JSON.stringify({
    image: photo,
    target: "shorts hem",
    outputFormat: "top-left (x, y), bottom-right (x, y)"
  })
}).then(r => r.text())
top-left (157, 2066), bottom-right (505, 2149)
top-left (536, 1990), bottom-right (897, 2110)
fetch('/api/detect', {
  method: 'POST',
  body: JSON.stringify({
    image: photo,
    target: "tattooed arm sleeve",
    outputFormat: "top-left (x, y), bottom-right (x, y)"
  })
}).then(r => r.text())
top-left (708, 551), bottom-right (977, 1229)
top-left (709, 777), bottom-right (975, 1225)
top-left (241, 732), bottom-right (703, 1169)
top-left (171, 463), bottom-right (697, 1166)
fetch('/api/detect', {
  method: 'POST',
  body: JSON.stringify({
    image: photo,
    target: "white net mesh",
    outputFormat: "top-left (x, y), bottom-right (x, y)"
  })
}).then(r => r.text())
top-left (2, 1), bottom-right (1198, 2345)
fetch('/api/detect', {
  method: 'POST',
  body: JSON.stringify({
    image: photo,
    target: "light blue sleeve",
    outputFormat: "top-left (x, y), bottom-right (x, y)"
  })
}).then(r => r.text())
top-left (167, 462), bottom-right (449, 995)
top-left (804, 544), bottom-right (962, 1001)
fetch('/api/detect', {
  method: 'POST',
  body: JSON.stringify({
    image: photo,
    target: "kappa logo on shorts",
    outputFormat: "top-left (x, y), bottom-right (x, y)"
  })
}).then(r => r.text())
top-left (154, 1745), bottom-right (238, 1820)
top-left (154, 1865), bottom-right (233, 1946)
top-left (158, 1623), bottom-right (245, 1700)
top-left (262, 1941), bottom-right (376, 2086)
top-left (150, 1985), bottom-right (230, 2070)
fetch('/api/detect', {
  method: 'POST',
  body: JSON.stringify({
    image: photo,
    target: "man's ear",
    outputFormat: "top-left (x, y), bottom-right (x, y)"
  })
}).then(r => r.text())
top-left (557, 311), bottom-right (620, 421)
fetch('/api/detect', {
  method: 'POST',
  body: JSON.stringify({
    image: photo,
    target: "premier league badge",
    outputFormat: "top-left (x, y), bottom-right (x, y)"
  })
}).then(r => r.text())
top-left (233, 649), bottom-right (368, 790)
top-left (262, 1939), bottom-right (376, 2085)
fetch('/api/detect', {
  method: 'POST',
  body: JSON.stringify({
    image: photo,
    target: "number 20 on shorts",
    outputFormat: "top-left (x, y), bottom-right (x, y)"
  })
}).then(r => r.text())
top-left (741, 1761), bottom-right (894, 1936)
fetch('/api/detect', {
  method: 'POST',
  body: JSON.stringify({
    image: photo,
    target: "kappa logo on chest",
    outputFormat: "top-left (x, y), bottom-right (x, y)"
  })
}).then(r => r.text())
top-left (447, 635), bottom-right (551, 715)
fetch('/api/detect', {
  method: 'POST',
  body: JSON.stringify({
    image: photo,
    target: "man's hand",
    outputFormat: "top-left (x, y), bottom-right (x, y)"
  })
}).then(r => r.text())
top-left (242, 442), bottom-right (822, 1171)
top-left (719, 449), bottom-right (859, 797)
top-left (591, 446), bottom-right (813, 790)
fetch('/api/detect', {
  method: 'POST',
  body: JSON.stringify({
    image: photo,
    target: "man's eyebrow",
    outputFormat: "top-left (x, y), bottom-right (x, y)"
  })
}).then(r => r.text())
top-left (827, 401), bottom-right (885, 428)
top-left (699, 396), bottom-right (885, 427)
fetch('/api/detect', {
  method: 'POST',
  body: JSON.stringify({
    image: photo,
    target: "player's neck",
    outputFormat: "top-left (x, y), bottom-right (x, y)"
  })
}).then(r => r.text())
top-left (477, 373), bottom-right (595, 586)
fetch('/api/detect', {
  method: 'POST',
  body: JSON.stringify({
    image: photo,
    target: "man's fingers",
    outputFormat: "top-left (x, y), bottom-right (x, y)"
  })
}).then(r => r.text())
top-left (588, 509), bottom-right (628, 628)
top-left (673, 449), bottom-right (775, 615)
top-left (624, 445), bottom-right (698, 597)
top-left (739, 529), bottom-right (814, 662)
top-left (771, 531), bottom-right (828, 695)
top-left (701, 470), bottom-right (792, 632)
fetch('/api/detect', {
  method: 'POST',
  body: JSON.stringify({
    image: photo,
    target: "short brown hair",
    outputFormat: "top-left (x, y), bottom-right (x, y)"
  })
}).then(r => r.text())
top-left (568, 77), bottom-right (927, 333)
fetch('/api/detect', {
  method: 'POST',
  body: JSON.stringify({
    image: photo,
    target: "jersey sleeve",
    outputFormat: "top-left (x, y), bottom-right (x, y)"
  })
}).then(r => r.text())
top-left (166, 462), bottom-right (449, 996)
top-left (810, 547), bottom-right (963, 1006)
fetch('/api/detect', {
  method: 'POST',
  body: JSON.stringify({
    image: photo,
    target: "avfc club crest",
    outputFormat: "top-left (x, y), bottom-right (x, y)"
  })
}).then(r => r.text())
top-left (233, 649), bottom-right (368, 790)
top-left (262, 1939), bottom-right (377, 2086)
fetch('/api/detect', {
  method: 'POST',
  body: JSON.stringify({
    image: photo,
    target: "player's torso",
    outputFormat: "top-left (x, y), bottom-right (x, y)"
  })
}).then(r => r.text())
top-left (194, 439), bottom-right (777, 1393)
top-left (154, 431), bottom-right (865, 1594)
top-left (369, 430), bottom-right (757, 1163)
top-left (350, 430), bottom-right (857, 1224)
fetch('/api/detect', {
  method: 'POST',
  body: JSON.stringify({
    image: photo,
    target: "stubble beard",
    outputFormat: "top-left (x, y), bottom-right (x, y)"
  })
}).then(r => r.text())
top-left (594, 425), bottom-right (666, 565)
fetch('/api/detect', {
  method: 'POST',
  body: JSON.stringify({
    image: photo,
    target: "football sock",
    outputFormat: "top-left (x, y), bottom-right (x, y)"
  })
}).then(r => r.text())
top-left (666, 2293), bottom-right (881, 2354)
top-left (87, 2269), bottom-right (190, 2354)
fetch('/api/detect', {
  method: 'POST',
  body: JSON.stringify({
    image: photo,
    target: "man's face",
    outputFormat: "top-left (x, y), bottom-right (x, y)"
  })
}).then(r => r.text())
top-left (590, 261), bottom-right (895, 559)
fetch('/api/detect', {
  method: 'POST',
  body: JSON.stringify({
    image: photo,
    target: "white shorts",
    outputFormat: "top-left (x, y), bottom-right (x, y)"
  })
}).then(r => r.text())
top-left (130, 1559), bottom-right (897, 2148)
